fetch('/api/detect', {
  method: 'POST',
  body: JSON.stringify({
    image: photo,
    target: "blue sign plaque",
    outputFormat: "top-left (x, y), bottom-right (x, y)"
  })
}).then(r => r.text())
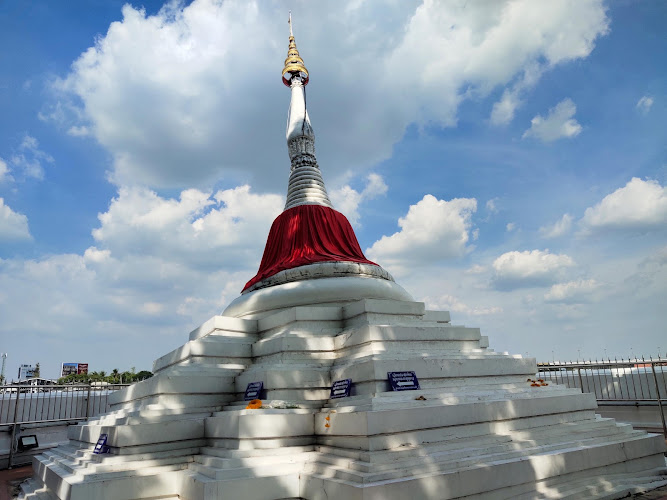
top-left (330, 379), bottom-right (352, 399)
top-left (387, 371), bottom-right (420, 391)
top-left (244, 381), bottom-right (263, 401)
top-left (93, 433), bottom-right (109, 454)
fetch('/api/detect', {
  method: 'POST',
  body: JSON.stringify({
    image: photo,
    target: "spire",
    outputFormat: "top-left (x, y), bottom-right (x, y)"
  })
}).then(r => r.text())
top-left (282, 12), bottom-right (309, 87)
top-left (281, 15), bottom-right (332, 210)
top-left (237, 15), bottom-right (398, 295)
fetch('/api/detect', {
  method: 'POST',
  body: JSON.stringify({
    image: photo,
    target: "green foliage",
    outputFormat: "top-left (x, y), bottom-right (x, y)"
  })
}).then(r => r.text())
top-left (56, 369), bottom-right (153, 385)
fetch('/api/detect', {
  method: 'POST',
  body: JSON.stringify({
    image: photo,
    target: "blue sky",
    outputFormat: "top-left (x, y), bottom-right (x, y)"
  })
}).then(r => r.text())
top-left (0, 0), bottom-right (665, 380)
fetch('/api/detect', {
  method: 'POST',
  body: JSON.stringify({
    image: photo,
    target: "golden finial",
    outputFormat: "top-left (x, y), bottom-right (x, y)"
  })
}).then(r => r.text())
top-left (282, 13), bottom-right (309, 86)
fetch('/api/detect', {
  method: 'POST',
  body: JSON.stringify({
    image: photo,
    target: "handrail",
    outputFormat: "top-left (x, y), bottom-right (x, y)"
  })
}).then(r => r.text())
top-left (537, 356), bottom-right (667, 437)
top-left (1, 383), bottom-right (129, 468)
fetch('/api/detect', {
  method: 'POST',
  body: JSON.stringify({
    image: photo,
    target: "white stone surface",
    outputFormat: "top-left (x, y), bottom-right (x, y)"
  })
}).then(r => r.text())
top-left (224, 277), bottom-right (413, 318)
top-left (22, 297), bottom-right (667, 500)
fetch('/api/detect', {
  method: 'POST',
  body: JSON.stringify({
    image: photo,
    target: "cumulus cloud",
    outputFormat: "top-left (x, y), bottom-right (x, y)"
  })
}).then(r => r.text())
top-left (47, 0), bottom-right (609, 190)
top-left (636, 96), bottom-right (653, 114)
top-left (8, 135), bottom-right (54, 180)
top-left (0, 158), bottom-right (12, 183)
top-left (423, 294), bottom-right (503, 316)
top-left (544, 278), bottom-right (600, 303)
top-left (0, 183), bottom-right (287, 377)
top-left (466, 264), bottom-right (487, 275)
top-left (506, 222), bottom-right (517, 232)
top-left (490, 89), bottom-right (522, 126)
top-left (580, 178), bottom-right (667, 233)
top-left (0, 198), bottom-right (32, 241)
top-left (523, 98), bottom-right (582, 142)
top-left (367, 194), bottom-right (476, 274)
top-left (330, 173), bottom-right (388, 227)
top-left (540, 213), bottom-right (573, 238)
top-left (492, 249), bottom-right (574, 289)
top-left (489, 63), bottom-right (543, 125)
top-left (92, 185), bottom-right (283, 270)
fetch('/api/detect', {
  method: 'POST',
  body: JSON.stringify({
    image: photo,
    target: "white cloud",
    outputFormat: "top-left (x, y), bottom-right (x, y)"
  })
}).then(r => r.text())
top-left (466, 264), bottom-right (487, 275)
top-left (67, 125), bottom-right (90, 137)
top-left (506, 222), bottom-right (516, 232)
top-left (0, 198), bottom-right (32, 241)
top-left (8, 134), bottom-right (54, 180)
top-left (636, 96), bottom-right (654, 114)
top-left (0, 183), bottom-right (286, 378)
top-left (0, 158), bottom-right (12, 183)
top-left (423, 294), bottom-right (503, 316)
top-left (492, 249), bottom-right (574, 289)
top-left (580, 178), bottom-right (667, 233)
top-left (490, 89), bottom-right (521, 126)
top-left (83, 247), bottom-right (111, 263)
top-left (544, 279), bottom-right (600, 303)
top-left (92, 185), bottom-right (283, 270)
top-left (486, 198), bottom-right (499, 214)
top-left (489, 63), bottom-right (544, 125)
top-left (523, 98), bottom-right (582, 142)
top-left (367, 194), bottom-right (476, 274)
top-left (330, 173), bottom-right (388, 227)
top-left (49, 0), bottom-right (609, 190)
top-left (540, 213), bottom-right (573, 238)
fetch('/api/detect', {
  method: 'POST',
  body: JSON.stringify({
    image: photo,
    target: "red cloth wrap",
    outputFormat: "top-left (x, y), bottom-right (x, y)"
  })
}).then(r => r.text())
top-left (242, 204), bottom-right (378, 292)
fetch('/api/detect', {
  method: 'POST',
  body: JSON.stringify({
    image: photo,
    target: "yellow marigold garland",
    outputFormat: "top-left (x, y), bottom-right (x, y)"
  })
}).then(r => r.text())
top-left (245, 399), bottom-right (263, 409)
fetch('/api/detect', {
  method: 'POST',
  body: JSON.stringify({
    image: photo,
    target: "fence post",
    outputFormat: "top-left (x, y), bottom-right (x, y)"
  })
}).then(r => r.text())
top-left (8, 388), bottom-right (22, 469)
top-left (649, 361), bottom-right (667, 438)
top-left (577, 368), bottom-right (584, 394)
top-left (85, 385), bottom-right (91, 419)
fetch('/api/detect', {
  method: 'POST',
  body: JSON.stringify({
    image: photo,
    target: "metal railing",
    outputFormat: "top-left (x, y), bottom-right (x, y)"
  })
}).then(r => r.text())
top-left (1, 383), bottom-right (128, 468)
top-left (537, 357), bottom-right (667, 437)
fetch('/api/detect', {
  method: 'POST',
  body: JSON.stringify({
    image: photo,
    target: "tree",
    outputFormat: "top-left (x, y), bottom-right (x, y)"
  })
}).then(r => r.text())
top-left (34, 363), bottom-right (40, 378)
top-left (134, 370), bottom-right (153, 381)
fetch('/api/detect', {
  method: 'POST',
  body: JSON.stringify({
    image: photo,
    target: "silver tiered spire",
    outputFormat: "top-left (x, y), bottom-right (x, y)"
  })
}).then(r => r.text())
top-left (282, 17), bottom-right (332, 211)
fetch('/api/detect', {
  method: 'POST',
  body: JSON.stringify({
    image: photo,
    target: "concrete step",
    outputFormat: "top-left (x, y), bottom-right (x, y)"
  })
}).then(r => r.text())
top-left (313, 419), bottom-right (630, 475)
top-left (193, 451), bottom-right (314, 470)
top-left (88, 404), bottom-right (222, 422)
top-left (19, 478), bottom-right (58, 500)
top-left (200, 445), bottom-right (315, 459)
top-left (91, 409), bottom-right (213, 425)
top-left (177, 468), bottom-right (301, 499)
top-left (307, 430), bottom-right (661, 485)
top-left (188, 460), bottom-right (303, 480)
top-left (35, 454), bottom-right (187, 500)
top-left (317, 409), bottom-right (600, 459)
top-left (511, 465), bottom-right (667, 499)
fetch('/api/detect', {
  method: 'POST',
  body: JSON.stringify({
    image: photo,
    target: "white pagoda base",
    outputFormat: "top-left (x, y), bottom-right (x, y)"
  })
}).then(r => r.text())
top-left (20, 291), bottom-right (667, 500)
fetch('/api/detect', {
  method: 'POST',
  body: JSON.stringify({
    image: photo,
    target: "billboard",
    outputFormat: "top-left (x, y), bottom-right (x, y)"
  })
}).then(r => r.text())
top-left (61, 362), bottom-right (85, 377)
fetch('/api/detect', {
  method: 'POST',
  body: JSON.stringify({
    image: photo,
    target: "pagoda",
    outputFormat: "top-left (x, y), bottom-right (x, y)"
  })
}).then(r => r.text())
top-left (21, 17), bottom-right (667, 500)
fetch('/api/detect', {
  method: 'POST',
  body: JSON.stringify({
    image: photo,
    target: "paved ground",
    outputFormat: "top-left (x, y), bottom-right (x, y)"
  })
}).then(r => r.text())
top-left (0, 466), bottom-right (32, 500)
top-left (1, 464), bottom-right (666, 499)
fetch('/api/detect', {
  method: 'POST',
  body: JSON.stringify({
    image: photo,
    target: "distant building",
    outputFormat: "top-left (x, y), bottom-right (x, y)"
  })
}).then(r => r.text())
top-left (18, 363), bottom-right (35, 381)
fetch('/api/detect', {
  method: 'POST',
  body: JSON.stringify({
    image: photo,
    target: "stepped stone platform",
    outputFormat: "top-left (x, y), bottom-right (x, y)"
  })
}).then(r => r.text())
top-left (19, 297), bottom-right (667, 500)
